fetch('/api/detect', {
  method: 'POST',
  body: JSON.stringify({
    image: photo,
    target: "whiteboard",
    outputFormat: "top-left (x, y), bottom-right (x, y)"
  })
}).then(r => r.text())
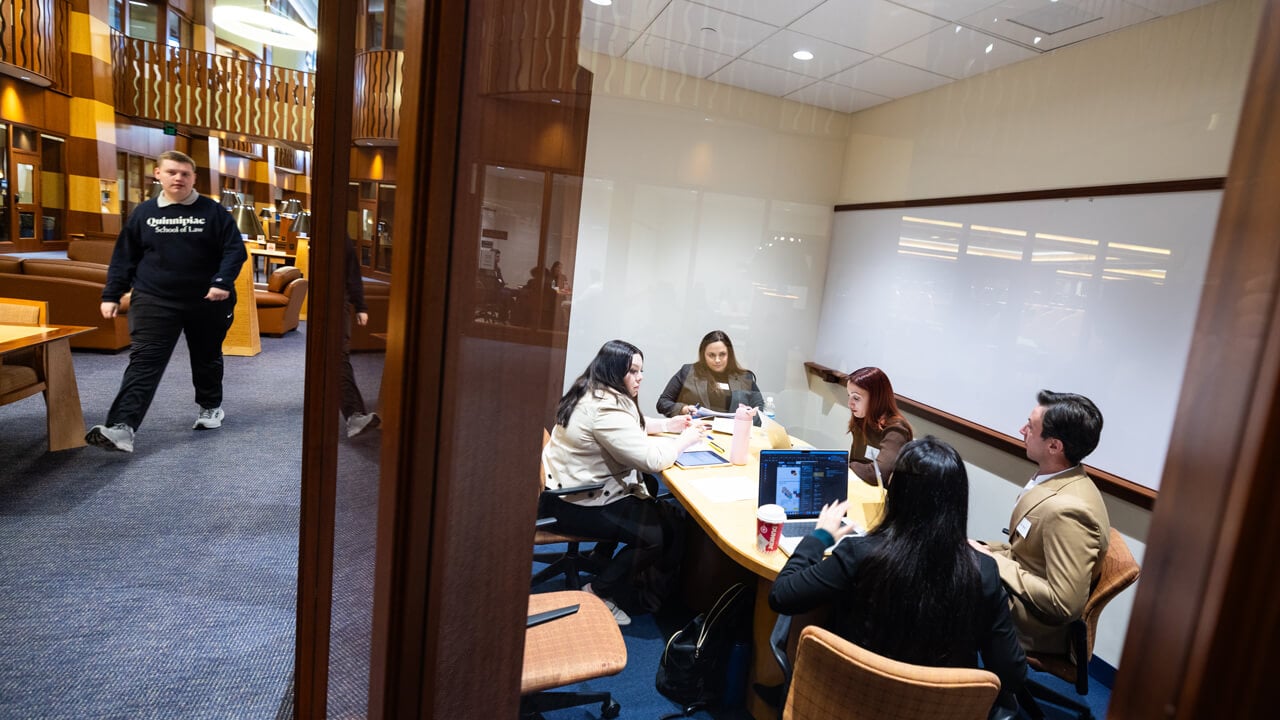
top-left (813, 190), bottom-right (1222, 490)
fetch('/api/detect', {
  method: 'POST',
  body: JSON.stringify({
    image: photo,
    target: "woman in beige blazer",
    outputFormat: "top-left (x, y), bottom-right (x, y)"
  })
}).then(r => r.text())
top-left (541, 339), bottom-right (705, 625)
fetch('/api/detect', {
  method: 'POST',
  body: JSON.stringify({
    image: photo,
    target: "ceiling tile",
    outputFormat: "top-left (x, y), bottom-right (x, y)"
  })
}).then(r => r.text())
top-left (1116, 0), bottom-right (1217, 16)
top-left (887, 0), bottom-right (1007, 22)
top-left (825, 57), bottom-right (952, 98)
top-left (708, 59), bottom-right (819, 96)
top-left (687, 0), bottom-right (827, 27)
top-left (739, 29), bottom-right (872, 78)
top-left (786, 80), bottom-right (894, 113)
top-left (646, 0), bottom-right (778, 55)
top-left (580, 17), bottom-right (642, 57)
top-left (623, 34), bottom-right (736, 78)
top-left (884, 23), bottom-right (1037, 79)
top-left (582, 0), bottom-right (672, 32)
top-left (962, 0), bottom-right (1158, 52)
top-left (789, 0), bottom-right (948, 55)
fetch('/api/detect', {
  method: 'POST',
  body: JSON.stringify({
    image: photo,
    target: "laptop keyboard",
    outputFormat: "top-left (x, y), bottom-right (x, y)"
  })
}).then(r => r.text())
top-left (783, 519), bottom-right (819, 537)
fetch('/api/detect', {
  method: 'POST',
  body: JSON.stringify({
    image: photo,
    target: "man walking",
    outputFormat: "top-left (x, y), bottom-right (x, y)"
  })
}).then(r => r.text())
top-left (86, 150), bottom-right (247, 452)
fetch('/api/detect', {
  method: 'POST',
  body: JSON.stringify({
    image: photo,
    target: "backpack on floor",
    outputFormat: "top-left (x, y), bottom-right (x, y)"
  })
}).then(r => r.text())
top-left (655, 582), bottom-right (752, 713)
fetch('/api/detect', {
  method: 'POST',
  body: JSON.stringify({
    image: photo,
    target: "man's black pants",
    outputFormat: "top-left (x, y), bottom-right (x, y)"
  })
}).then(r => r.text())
top-left (106, 291), bottom-right (235, 430)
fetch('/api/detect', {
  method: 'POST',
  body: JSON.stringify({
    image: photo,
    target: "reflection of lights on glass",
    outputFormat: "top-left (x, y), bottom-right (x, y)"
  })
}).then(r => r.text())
top-left (971, 224), bottom-right (1026, 237)
top-left (966, 245), bottom-right (1022, 260)
top-left (898, 249), bottom-right (958, 261)
top-left (902, 215), bottom-right (963, 228)
top-left (589, 0), bottom-right (613, 6)
top-left (793, 50), bottom-right (814, 61)
top-left (1035, 232), bottom-right (1098, 246)
top-left (1109, 241), bottom-right (1171, 256)
top-left (1032, 251), bottom-right (1096, 263)
top-left (985, 43), bottom-right (994, 54)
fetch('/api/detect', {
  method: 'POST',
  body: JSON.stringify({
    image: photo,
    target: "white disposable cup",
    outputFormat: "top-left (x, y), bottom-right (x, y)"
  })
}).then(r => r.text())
top-left (757, 504), bottom-right (787, 553)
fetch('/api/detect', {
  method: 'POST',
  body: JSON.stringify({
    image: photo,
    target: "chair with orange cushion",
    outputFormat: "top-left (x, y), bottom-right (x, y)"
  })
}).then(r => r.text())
top-left (1018, 528), bottom-right (1140, 720)
top-left (782, 624), bottom-right (1000, 720)
top-left (521, 590), bottom-right (626, 719)
top-left (0, 298), bottom-right (49, 408)
top-left (532, 429), bottom-right (610, 589)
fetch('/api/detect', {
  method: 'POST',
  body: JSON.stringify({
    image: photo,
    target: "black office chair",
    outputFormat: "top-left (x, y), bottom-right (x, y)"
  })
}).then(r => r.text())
top-left (532, 429), bottom-right (611, 589)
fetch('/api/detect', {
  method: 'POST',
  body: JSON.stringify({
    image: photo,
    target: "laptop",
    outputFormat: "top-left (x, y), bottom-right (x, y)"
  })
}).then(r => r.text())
top-left (757, 449), bottom-right (849, 539)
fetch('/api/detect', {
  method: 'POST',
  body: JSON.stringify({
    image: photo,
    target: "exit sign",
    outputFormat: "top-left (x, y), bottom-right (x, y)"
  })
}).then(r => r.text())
top-left (163, 122), bottom-right (177, 136)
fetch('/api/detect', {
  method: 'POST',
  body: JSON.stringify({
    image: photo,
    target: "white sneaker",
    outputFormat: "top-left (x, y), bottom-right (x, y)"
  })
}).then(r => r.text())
top-left (346, 412), bottom-right (381, 438)
top-left (86, 423), bottom-right (134, 453)
top-left (193, 407), bottom-right (225, 429)
top-left (583, 582), bottom-right (631, 626)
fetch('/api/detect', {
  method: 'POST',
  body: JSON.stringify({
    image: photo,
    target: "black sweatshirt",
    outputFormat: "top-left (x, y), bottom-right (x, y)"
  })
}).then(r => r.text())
top-left (103, 193), bottom-right (247, 303)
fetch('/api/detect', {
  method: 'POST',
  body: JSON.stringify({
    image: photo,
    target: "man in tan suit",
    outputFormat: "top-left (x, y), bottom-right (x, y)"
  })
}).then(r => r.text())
top-left (971, 390), bottom-right (1110, 654)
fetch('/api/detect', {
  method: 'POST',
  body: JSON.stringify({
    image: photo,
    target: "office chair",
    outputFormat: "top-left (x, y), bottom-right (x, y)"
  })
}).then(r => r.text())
top-left (532, 429), bottom-right (609, 589)
top-left (1018, 528), bottom-right (1140, 720)
top-left (521, 590), bottom-right (625, 719)
top-left (782, 624), bottom-right (1001, 720)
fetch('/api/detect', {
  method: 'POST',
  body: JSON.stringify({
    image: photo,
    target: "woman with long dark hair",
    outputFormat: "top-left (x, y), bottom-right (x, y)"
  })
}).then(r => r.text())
top-left (846, 366), bottom-right (913, 485)
top-left (769, 437), bottom-right (1025, 717)
top-left (541, 339), bottom-right (706, 625)
top-left (657, 330), bottom-right (764, 418)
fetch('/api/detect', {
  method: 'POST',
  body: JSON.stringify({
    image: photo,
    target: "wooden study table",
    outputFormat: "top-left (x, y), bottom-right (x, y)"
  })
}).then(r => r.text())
top-left (0, 324), bottom-right (93, 451)
top-left (662, 427), bottom-right (885, 719)
top-left (247, 246), bottom-right (296, 282)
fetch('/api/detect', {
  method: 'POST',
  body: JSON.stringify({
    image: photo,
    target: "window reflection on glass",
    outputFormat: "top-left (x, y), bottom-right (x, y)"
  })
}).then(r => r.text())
top-left (478, 165), bottom-right (548, 329)
top-left (16, 163), bottom-right (34, 204)
top-left (19, 211), bottom-right (34, 238)
top-left (376, 184), bottom-right (395, 273)
top-left (127, 0), bottom-right (159, 42)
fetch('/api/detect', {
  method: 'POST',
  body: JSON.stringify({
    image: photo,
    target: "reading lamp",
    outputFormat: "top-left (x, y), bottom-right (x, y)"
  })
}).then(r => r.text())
top-left (291, 210), bottom-right (311, 237)
top-left (232, 204), bottom-right (265, 242)
top-left (280, 198), bottom-right (304, 218)
top-left (220, 189), bottom-right (243, 210)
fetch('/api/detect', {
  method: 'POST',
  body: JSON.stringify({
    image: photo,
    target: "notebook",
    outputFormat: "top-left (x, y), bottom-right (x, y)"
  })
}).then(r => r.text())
top-left (757, 449), bottom-right (849, 539)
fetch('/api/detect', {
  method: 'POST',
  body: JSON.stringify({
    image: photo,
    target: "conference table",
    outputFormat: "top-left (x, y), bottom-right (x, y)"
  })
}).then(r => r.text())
top-left (662, 426), bottom-right (886, 719)
top-left (0, 323), bottom-right (93, 451)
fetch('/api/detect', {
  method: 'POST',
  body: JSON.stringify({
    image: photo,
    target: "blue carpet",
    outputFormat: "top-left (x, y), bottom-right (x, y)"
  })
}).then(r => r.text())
top-left (0, 327), bottom-right (331, 719)
top-left (532, 545), bottom-right (1112, 719)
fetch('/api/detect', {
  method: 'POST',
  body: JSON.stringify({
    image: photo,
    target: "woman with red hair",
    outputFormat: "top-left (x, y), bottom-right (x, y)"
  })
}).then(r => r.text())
top-left (846, 366), bottom-right (913, 486)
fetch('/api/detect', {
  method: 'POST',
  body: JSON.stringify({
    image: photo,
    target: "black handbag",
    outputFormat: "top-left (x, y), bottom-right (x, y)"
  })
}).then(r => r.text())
top-left (655, 582), bottom-right (752, 716)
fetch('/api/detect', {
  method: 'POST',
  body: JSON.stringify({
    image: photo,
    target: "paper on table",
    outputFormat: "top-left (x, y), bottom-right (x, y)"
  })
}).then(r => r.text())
top-left (684, 474), bottom-right (756, 503)
top-left (710, 417), bottom-right (735, 434)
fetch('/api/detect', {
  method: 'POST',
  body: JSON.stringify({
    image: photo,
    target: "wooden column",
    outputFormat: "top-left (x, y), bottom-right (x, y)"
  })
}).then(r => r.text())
top-left (221, 245), bottom-right (261, 356)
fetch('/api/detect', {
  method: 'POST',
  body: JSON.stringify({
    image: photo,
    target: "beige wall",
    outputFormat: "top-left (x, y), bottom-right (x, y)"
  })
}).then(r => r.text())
top-left (838, 0), bottom-right (1263, 204)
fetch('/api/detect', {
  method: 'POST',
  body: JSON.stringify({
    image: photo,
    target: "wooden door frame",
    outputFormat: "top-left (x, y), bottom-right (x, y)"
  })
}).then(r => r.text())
top-left (1110, 1), bottom-right (1280, 716)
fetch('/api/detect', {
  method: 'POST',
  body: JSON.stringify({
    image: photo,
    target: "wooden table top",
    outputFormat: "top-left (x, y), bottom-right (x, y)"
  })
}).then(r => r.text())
top-left (662, 426), bottom-right (886, 580)
top-left (0, 324), bottom-right (94, 354)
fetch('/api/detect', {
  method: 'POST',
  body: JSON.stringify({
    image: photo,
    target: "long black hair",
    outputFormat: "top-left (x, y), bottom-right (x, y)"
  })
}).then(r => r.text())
top-left (555, 340), bottom-right (644, 428)
top-left (692, 330), bottom-right (745, 377)
top-left (848, 436), bottom-right (981, 665)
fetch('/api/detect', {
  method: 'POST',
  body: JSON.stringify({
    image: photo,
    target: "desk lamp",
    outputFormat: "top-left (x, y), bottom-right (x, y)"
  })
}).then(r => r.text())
top-left (232, 204), bottom-right (265, 243)
top-left (280, 198), bottom-right (303, 218)
top-left (220, 189), bottom-right (243, 210)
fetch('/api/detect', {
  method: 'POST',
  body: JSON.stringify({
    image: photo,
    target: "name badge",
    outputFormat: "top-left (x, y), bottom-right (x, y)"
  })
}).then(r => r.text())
top-left (716, 382), bottom-right (730, 390)
top-left (1015, 517), bottom-right (1032, 538)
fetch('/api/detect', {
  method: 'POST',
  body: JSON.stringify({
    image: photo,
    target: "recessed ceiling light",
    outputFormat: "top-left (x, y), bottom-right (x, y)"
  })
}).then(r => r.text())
top-left (985, 43), bottom-right (994, 54)
top-left (955, 25), bottom-right (962, 33)
top-left (792, 50), bottom-right (814, 61)
top-left (589, 0), bottom-right (612, 6)
top-left (1034, 36), bottom-right (1042, 44)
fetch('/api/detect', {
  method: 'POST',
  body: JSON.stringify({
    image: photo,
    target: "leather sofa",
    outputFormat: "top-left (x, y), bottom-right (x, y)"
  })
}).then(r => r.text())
top-left (67, 237), bottom-right (118, 265)
top-left (0, 255), bottom-right (131, 351)
top-left (254, 266), bottom-right (309, 336)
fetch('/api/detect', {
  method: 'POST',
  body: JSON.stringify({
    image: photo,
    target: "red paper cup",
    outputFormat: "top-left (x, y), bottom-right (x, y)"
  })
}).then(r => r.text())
top-left (757, 504), bottom-right (786, 553)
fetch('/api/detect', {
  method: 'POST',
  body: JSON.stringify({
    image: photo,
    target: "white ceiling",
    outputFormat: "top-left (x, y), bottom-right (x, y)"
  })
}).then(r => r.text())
top-left (580, 0), bottom-right (1218, 113)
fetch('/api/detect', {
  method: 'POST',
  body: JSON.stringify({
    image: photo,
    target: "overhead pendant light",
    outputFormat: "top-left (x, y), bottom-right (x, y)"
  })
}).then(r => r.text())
top-left (212, 3), bottom-right (318, 52)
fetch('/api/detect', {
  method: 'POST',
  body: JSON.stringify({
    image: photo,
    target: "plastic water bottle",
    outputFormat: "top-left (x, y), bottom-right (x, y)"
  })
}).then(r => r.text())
top-left (730, 404), bottom-right (753, 465)
top-left (764, 396), bottom-right (777, 421)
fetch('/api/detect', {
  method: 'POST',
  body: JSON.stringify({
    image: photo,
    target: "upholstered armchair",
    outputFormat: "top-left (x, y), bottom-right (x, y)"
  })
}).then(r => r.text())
top-left (254, 266), bottom-right (309, 336)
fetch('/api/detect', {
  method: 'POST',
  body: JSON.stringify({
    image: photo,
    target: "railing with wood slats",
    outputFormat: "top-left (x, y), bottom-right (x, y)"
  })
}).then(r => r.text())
top-left (0, 0), bottom-right (67, 88)
top-left (352, 49), bottom-right (403, 143)
top-left (111, 32), bottom-right (314, 146)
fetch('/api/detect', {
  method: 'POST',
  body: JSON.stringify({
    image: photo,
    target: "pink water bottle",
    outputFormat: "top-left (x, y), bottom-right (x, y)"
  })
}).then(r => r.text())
top-left (730, 404), bottom-right (754, 465)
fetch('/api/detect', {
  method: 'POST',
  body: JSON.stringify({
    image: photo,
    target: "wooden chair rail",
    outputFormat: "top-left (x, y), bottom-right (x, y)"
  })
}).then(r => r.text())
top-left (804, 361), bottom-right (1157, 509)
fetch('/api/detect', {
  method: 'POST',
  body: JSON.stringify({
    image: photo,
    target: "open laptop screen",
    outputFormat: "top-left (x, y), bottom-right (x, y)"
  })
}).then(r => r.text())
top-left (757, 449), bottom-right (849, 519)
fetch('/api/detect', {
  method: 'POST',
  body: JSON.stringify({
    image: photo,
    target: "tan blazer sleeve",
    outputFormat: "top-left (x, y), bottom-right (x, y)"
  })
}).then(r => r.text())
top-left (991, 496), bottom-right (1105, 625)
